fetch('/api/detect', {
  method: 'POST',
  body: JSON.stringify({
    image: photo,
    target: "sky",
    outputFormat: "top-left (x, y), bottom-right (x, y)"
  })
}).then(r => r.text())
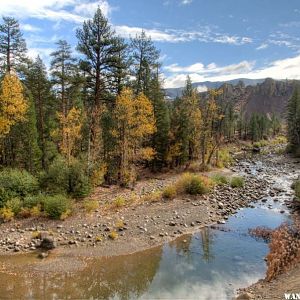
top-left (1, 0), bottom-right (300, 88)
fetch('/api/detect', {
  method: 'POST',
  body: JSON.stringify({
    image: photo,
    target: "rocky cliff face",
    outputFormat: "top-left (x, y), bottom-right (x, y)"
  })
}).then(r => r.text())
top-left (166, 78), bottom-right (297, 117)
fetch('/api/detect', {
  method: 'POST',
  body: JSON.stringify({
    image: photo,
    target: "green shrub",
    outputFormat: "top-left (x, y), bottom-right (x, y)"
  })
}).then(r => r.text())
top-left (292, 179), bottom-right (300, 200)
top-left (162, 185), bottom-right (177, 199)
top-left (5, 198), bottom-right (22, 215)
top-left (39, 156), bottom-right (69, 195)
top-left (69, 160), bottom-right (91, 198)
top-left (23, 195), bottom-right (43, 209)
top-left (216, 148), bottom-right (233, 168)
top-left (212, 174), bottom-right (229, 186)
top-left (43, 195), bottom-right (71, 219)
top-left (40, 157), bottom-right (91, 198)
top-left (176, 173), bottom-right (213, 195)
top-left (230, 176), bottom-right (245, 188)
top-left (0, 169), bottom-right (39, 207)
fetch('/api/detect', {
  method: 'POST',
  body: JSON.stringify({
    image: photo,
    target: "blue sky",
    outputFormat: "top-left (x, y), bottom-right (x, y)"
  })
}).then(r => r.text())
top-left (1, 0), bottom-right (300, 88)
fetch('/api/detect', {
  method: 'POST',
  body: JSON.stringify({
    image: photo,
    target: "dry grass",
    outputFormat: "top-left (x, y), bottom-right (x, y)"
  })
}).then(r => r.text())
top-left (266, 220), bottom-right (300, 281)
top-left (249, 226), bottom-right (273, 243)
top-left (108, 231), bottom-right (118, 240)
top-left (175, 173), bottom-right (214, 195)
top-left (83, 199), bottom-right (99, 213)
top-left (162, 185), bottom-right (177, 199)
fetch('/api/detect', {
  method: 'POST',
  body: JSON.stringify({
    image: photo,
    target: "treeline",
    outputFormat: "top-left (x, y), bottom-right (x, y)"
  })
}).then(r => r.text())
top-left (287, 88), bottom-right (300, 156)
top-left (0, 8), bottom-right (282, 198)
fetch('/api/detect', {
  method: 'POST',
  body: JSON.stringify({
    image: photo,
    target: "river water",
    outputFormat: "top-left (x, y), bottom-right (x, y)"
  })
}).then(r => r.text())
top-left (0, 155), bottom-right (298, 300)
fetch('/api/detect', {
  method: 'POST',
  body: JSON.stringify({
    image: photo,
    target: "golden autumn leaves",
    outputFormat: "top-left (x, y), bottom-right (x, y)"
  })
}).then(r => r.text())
top-left (113, 88), bottom-right (156, 185)
top-left (0, 73), bottom-right (27, 137)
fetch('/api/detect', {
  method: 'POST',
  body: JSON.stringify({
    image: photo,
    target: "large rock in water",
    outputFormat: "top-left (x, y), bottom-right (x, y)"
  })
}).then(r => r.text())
top-left (40, 236), bottom-right (56, 250)
top-left (235, 292), bottom-right (253, 300)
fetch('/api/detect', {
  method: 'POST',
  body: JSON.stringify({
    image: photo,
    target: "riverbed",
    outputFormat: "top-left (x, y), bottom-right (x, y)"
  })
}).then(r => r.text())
top-left (0, 152), bottom-right (299, 299)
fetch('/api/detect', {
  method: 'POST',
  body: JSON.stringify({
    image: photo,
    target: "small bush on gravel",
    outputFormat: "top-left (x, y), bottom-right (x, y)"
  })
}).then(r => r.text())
top-left (176, 173), bottom-right (213, 195)
top-left (212, 174), bottom-right (229, 186)
top-left (5, 198), bottom-right (22, 215)
top-left (162, 185), bottom-right (177, 199)
top-left (0, 169), bottom-right (39, 207)
top-left (230, 176), bottom-right (245, 188)
top-left (40, 157), bottom-right (91, 198)
top-left (113, 196), bottom-right (126, 207)
top-left (0, 207), bottom-right (14, 222)
top-left (43, 195), bottom-right (71, 219)
top-left (292, 179), bottom-right (300, 200)
top-left (83, 199), bottom-right (99, 213)
top-left (142, 191), bottom-right (162, 202)
top-left (108, 231), bottom-right (118, 240)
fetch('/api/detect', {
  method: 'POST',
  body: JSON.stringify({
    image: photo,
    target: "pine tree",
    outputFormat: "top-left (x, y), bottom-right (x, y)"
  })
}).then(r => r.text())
top-left (9, 92), bottom-right (41, 172)
top-left (287, 88), bottom-right (300, 154)
top-left (130, 30), bottom-right (160, 96)
top-left (50, 40), bottom-right (77, 116)
top-left (0, 17), bottom-right (27, 74)
top-left (25, 56), bottom-right (56, 168)
top-left (76, 7), bottom-right (123, 170)
top-left (149, 75), bottom-right (170, 170)
top-left (169, 76), bottom-right (201, 166)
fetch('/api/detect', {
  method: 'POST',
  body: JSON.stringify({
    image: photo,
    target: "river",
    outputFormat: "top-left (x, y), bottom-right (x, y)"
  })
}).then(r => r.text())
top-left (0, 153), bottom-right (299, 299)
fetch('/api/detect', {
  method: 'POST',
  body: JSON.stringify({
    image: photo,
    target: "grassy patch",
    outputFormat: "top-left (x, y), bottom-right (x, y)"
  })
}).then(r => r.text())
top-left (162, 185), bottom-right (177, 199)
top-left (292, 179), bottom-right (300, 200)
top-left (176, 173), bottom-right (214, 195)
top-left (83, 199), bottom-right (99, 213)
top-left (212, 174), bottom-right (229, 186)
top-left (230, 176), bottom-right (245, 188)
top-left (112, 196), bottom-right (126, 208)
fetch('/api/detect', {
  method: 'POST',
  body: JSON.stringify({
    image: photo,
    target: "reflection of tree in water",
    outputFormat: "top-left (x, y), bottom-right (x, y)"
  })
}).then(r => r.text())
top-left (0, 247), bottom-right (163, 299)
top-left (200, 227), bottom-right (215, 262)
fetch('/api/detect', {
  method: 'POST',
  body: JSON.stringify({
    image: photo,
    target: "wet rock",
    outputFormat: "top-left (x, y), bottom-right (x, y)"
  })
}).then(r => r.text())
top-left (40, 237), bottom-right (56, 250)
top-left (236, 292), bottom-right (254, 300)
top-left (38, 252), bottom-right (48, 259)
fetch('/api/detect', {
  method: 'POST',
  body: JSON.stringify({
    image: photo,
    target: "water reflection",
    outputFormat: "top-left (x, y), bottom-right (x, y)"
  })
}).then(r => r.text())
top-left (0, 204), bottom-right (291, 300)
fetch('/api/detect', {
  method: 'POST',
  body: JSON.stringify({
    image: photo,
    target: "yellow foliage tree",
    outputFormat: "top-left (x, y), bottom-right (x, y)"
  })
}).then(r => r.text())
top-left (113, 88), bottom-right (156, 186)
top-left (0, 72), bottom-right (27, 137)
top-left (52, 106), bottom-right (83, 164)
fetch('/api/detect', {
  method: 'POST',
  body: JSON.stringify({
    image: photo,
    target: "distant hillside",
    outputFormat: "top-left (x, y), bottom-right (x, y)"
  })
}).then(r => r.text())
top-left (164, 78), bottom-right (265, 99)
top-left (165, 78), bottom-right (298, 117)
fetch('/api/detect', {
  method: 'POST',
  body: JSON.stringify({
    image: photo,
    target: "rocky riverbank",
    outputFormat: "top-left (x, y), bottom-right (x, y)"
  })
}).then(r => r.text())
top-left (0, 159), bottom-right (271, 257)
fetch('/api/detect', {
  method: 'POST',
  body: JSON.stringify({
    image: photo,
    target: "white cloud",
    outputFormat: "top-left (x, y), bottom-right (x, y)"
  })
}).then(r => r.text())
top-left (256, 43), bottom-right (268, 50)
top-left (21, 23), bottom-right (41, 32)
top-left (164, 54), bottom-right (300, 88)
top-left (0, 0), bottom-right (111, 23)
top-left (115, 25), bottom-right (252, 45)
top-left (181, 0), bottom-right (193, 5)
top-left (165, 60), bottom-right (254, 75)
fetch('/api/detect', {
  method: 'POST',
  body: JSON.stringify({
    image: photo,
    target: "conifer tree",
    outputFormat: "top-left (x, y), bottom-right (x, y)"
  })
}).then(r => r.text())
top-left (50, 40), bottom-right (76, 116)
top-left (130, 30), bottom-right (160, 96)
top-left (287, 88), bottom-right (300, 154)
top-left (0, 17), bottom-right (27, 74)
top-left (76, 7), bottom-right (124, 169)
